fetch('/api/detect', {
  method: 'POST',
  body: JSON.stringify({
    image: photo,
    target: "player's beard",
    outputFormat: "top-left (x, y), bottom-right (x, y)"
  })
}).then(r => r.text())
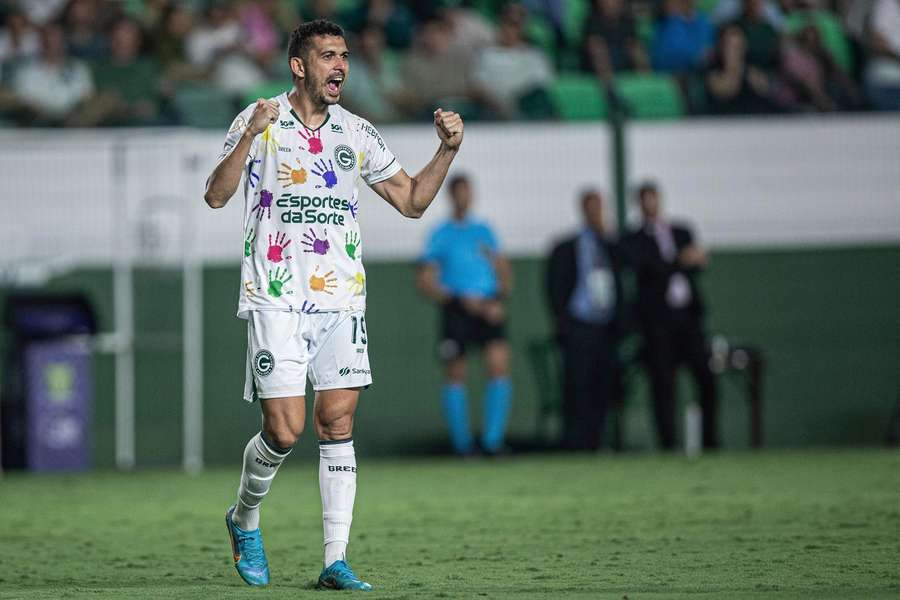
top-left (304, 71), bottom-right (340, 107)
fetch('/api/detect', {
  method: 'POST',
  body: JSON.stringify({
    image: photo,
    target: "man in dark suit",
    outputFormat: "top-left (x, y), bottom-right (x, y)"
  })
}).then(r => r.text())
top-left (546, 189), bottom-right (624, 450)
top-left (624, 181), bottom-right (718, 450)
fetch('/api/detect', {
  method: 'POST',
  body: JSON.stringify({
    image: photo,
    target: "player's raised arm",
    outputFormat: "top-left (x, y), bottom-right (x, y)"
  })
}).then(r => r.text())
top-left (370, 108), bottom-right (464, 219)
top-left (204, 98), bottom-right (279, 209)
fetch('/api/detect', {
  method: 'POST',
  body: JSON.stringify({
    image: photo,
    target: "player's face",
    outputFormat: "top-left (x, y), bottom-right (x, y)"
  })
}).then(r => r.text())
top-left (451, 181), bottom-right (472, 217)
top-left (302, 35), bottom-right (349, 106)
top-left (640, 190), bottom-right (660, 219)
top-left (582, 192), bottom-right (604, 232)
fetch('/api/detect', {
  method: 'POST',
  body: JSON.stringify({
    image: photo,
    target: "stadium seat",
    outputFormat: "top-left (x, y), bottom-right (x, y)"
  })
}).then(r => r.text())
top-left (549, 74), bottom-right (608, 120)
top-left (525, 13), bottom-right (558, 64)
top-left (615, 73), bottom-right (685, 120)
top-left (563, 0), bottom-right (590, 47)
top-left (173, 85), bottom-right (236, 129)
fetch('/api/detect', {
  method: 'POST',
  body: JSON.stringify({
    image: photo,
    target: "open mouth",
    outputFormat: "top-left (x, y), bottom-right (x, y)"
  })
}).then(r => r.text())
top-left (325, 74), bottom-right (343, 96)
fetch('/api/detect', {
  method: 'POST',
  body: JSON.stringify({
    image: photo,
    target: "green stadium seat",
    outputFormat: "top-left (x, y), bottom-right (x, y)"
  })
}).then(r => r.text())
top-left (563, 0), bottom-right (590, 46)
top-left (696, 0), bottom-right (720, 16)
top-left (525, 13), bottom-right (558, 64)
top-left (173, 85), bottom-right (236, 129)
top-left (784, 10), bottom-right (853, 72)
top-left (549, 74), bottom-right (608, 120)
top-left (615, 73), bottom-right (685, 119)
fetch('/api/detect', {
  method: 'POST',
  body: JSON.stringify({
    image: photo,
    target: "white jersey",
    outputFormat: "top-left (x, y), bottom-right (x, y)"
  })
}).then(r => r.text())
top-left (218, 93), bottom-right (402, 318)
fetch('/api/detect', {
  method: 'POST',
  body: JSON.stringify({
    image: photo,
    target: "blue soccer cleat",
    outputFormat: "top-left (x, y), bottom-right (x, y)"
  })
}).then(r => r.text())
top-left (317, 560), bottom-right (373, 591)
top-left (225, 505), bottom-right (270, 586)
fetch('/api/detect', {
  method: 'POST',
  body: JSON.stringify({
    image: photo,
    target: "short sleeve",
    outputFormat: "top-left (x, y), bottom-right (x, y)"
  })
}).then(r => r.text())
top-left (420, 227), bottom-right (444, 264)
top-left (482, 224), bottom-right (500, 253)
top-left (217, 106), bottom-right (256, 166)
top-left (357, 118), bottom-right (402, 185)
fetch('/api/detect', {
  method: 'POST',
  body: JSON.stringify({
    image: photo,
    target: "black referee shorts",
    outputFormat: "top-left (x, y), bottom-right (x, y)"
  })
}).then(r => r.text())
top-left (438, 298), bottom-right (507, 361)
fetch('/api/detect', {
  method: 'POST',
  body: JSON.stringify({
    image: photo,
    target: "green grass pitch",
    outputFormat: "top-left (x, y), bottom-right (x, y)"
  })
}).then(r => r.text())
top-left (1, 450), bottom-right (898, 599)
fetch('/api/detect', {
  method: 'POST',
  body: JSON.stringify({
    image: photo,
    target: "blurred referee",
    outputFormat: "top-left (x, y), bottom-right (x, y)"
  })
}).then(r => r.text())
top-left (417, 174), bottom-right (513, 455)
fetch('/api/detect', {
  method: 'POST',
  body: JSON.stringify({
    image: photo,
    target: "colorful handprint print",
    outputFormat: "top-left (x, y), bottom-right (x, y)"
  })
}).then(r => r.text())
top-left (260, 125), bottom-right (279, 155)
top-left (244, 280), bottom-right (260, 298)
top-left (311, 159), bottom-right (338, 189)
top-left (347, 272), bottom-right (366, 296)
top-left (345, 231), bottom-right (360, 259)
top-left (267, 267), bottom-right (293, 298)
top-left (244, 228), bottom-right (256, 257)
top-left (277, 159), bottom-right (307, 187)
top-left (349, 198), bottom-right (359, 220)
top-left (252, 189), bottom-right (273, 220)
top-left (300, 300), bottom-right (319, 314)
top-left (267, 232), bottom-right (293, 263)
top-left (309, 266), bottom-right (338, 295)
top-left (247, 159), bottom-right (261, 188)
top-left (298, 127), bottom-right (323, 154)
top-left (301, 228), bottom-right (330, 255)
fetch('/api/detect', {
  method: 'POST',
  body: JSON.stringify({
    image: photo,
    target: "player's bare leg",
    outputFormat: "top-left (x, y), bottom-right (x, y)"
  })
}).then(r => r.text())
top-left (482, 340), bottom-right (512, 454)
top-left (315, 387), bottom-right (372, 591)
top-left (442, 355), bottom-right (474, 455)
top-left (226, 395), bottom-right (304, 586)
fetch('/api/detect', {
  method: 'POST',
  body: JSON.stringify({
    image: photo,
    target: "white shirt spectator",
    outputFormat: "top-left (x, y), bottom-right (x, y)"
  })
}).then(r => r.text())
top-left (473, 45), bottom-right (553, 116)
top-left (15, 0), bottom-right (67, 25)
top-left (866, 0), bottom-right (900, 85)
top-left (12, 56), bottom-right (93, 116)
top-left (0, 26), bottom-right (40, 63)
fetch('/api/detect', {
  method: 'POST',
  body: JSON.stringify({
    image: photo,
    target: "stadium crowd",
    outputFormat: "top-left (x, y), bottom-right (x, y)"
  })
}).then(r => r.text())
top-left (0, 0), bottom-right (897, 127)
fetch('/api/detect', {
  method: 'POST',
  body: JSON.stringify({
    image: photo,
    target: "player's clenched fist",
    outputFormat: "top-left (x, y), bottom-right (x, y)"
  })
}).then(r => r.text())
top-left (434, 108), bottom-right (464, 150)
top-left (247, 98), bottom-right (280, 136)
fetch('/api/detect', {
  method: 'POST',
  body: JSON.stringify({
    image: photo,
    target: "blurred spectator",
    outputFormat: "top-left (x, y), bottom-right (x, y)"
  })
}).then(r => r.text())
top-left (186, 1), bottom-right (264, 97)
top-left (864, 0), bottom-right (900, 110)
top-left (705, 24), bottom-right (778, 113)
top-left (343, 0), bottom-right (414, 49)
top-left (301, 0), bottom-right (340, 23)
top-left (153, 2), bottom-right (194, 68)
top-left (546, 189), bottom-right (624, 451)
top-left (730, 0), bottom-right (781, 72)
top-left (417, 175), bottom-right (513, 456)
top-left (15, 0), bottom-right (67, 26)
top-left (91, 17), bottom-right (161, 125)
top-left (62, 0), bottom-right (107, 61)
top-left (472, 3), bottom-right (554, 119)
top-left (623, 182), bottom-right (718, 451)
top-left (398, 15), bottom-right (479, 119)
top-left (441, 4), bottom-right (496, 58)
top-left (780, 24), bottom-right (861, 110)
top-left (710, 0), bottom-right (785, 29)
top-left (236, 0), bottom-right (281, 67)
top-left (0, 9), bottom-right (40, 64)
top-left (651, 0), bottom-right (715, 73)
top-left (582, 0), bottom-right (650, 83)
top-left (340, 23), bottom-right (403, 122)
top-left (9, 22), bottom-right (95, 125)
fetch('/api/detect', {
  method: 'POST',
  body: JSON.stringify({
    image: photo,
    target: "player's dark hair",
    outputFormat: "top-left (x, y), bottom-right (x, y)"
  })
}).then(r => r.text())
top-left (580, 188), bottom-right (602, 207)
top-left (448, 174), bottom-right (470, 194)
top-left (288, 19), bottom-right (345, 64)
top-left (635, 180), bottom-right (658, 202)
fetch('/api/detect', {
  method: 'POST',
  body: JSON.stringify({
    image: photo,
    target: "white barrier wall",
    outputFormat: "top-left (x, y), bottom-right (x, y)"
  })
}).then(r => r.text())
top-left (1, 115), bottom-right (898, 269)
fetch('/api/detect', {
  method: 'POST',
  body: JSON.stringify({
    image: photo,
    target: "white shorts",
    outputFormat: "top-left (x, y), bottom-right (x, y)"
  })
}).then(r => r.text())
top-left (243, 309), bottom-right (372, 402)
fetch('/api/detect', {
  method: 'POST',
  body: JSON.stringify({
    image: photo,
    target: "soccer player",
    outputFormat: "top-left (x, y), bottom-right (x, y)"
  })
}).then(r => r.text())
top-left (416, 174), bottom-right (512, 455)
top-left (203, 20), bottom-right (463, 591)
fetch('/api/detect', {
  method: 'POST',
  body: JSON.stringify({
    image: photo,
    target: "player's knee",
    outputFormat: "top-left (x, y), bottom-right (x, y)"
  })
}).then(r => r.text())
top-left (264, 423), bottom-right (302, 450)
top-left (317, 413), bottom-right (353, 440)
